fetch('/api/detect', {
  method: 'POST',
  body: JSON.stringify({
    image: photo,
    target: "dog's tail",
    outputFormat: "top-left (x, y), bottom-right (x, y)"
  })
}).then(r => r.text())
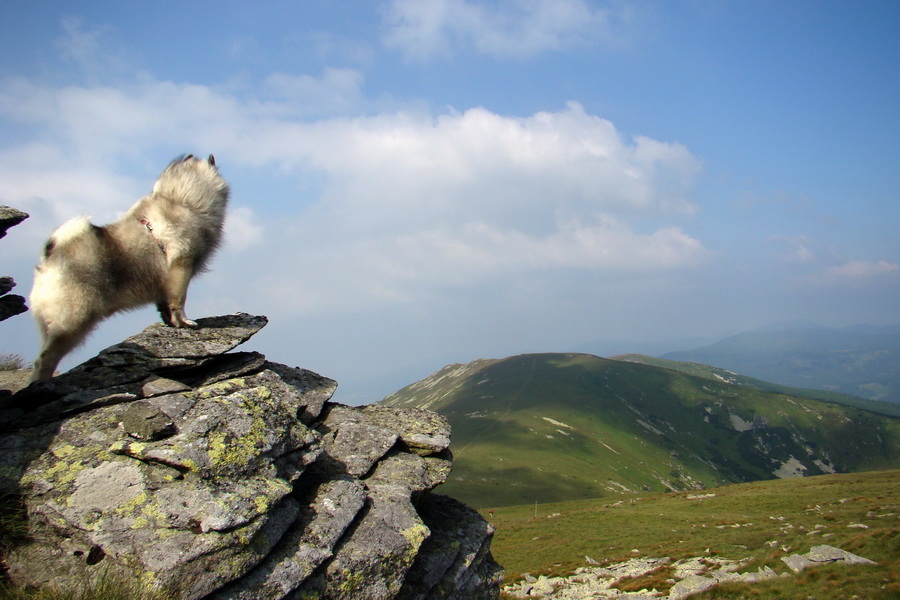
top-left (151, 154), bottom-right (230, 214)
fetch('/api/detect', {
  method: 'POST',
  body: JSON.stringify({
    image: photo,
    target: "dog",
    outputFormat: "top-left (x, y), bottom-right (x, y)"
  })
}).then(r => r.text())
top-left (29, 154), bottom-right (230, 381)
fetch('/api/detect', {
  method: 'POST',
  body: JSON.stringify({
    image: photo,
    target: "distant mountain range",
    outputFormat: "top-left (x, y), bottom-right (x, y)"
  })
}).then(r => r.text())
top-left (380, 353), bottom-right (900, 508)
top-left (611, 354), bottom-right (900, 417)
top-left (660, 326), bottom-right (900, 404)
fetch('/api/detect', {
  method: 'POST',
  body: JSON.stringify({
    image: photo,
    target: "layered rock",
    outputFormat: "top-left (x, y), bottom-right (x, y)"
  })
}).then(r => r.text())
top-left (0, 206), bottom-right (29, 322)
top-left (0, 313), bottom-right (502, 599)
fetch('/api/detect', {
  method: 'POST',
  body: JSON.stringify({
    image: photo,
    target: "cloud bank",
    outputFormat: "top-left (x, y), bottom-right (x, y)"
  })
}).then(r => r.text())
top-left (0, 70), bottom-right (707, 319)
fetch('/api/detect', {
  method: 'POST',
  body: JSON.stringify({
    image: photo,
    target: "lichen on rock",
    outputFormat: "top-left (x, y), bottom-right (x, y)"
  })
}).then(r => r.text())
top-left (0, 313), bottom-right (502, 599)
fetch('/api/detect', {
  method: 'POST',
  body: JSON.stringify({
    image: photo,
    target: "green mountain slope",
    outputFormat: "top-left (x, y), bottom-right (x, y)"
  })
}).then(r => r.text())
top-left (380, 353), bottom-right (900, 508)
top-left (661, 327), bottom-right (900, 403)
top-left (611, 353), bottom-right (900, 417)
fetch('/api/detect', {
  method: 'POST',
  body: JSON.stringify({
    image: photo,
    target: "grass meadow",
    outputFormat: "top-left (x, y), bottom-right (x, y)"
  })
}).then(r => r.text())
top-left (486, 469), bottom-right (900, 598)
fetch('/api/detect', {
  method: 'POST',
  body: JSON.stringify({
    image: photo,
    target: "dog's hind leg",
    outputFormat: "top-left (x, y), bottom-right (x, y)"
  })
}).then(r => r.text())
top-left (31, 322), bottom-right (95, 381)
top-left (157, 302), bottom-right (174, 327)
top-left (162, 258), bottom-right (198, 328)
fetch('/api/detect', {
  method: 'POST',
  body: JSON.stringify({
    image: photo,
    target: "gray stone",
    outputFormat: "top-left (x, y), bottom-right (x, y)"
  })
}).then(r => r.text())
top-left (0, 206), bottom-right (28, 239)
top-left (141, 375), bottom-right (192, 397)
top-left (782, 544), bottom-right (877, 574)
top-left (669, 574), bottom-right (718, 600)
top-left (397, 494), bottom-right (504, 600)
top-left (119, 400), bottom-right (176, 440)
top-left (0, 293), bottom-right (27, 322)
top-left (362, 405), bottom-right (451, 456)
top-left (108, 313), bottom-right (269, 360)
top-left (0, 207), bottom-right (29, 322)
top-left (0, 276), bottom-right (17, 296)
top-left (0, 313), bottom-right (501, 599)
top-left (319, 405), bottom-right (399, 476)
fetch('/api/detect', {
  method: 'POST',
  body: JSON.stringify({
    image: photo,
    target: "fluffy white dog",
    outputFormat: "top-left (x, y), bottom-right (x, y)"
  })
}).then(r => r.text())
top-left (30, 154), bottom-right (230, 380)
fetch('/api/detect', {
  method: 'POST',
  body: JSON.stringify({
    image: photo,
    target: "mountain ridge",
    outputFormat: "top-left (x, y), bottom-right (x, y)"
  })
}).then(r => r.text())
top-left (660, 327), bottom-right (900, 403)
top-left (381, 352), bottom-right (900, 508)
top-left (611, 353), bottom-right (900, 417)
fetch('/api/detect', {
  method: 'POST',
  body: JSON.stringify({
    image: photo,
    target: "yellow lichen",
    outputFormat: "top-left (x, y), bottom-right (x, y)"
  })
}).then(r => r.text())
top-left (339, 569), bottom-right (367, 593)
top-left (153, 527), bottom-right (181, 540)
top-left (109, 440), bottom-right (146, 455)
top-left (402, 523), bottom-right (430, 548)
top-left (37, 457), bottom-right (88, 486)
top-left (207, 415), bottom-right (266, 472)
top-left (234, 527), bottom-right (252, 546)
top-left (131, 515), bottom-right (149, 529)
top-left (115, 490), bottom-right (149, 516)
top-left (51, 444), bottom-right (77, 458)
top-left (141, 499), bottom-right (167, 522)
top-left (198, 378), bottom-right (247, 398)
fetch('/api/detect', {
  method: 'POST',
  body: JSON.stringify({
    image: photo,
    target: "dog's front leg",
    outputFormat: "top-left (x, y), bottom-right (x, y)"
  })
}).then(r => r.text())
top-left (164, 258), bottom-right (198, 328)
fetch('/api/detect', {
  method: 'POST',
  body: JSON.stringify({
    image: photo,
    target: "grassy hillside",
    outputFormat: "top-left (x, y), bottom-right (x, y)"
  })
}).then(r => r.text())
top-left (488, 469), bottom-right (900, 598)
top-left (661, 327), bottom-right (900, 404)
top-left (381, 353), bottom-right (900, 508)
top-left (612, 353), bottom-right (900, 418)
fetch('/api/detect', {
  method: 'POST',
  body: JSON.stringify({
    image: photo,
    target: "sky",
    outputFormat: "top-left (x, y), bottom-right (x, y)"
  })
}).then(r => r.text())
top-left (1, 0), bottom-right (898, 404)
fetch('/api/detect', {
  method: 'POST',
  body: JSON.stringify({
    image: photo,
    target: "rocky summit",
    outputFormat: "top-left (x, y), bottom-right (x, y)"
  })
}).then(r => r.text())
top-left (0, 313), bottom-right (502, 599)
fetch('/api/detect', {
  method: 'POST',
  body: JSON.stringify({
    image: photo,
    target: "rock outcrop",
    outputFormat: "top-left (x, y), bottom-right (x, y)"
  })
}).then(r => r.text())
top-left (0, 206), bottom-right (29, 322)
top-left (502, 545), bottom-right (875, 599)
top-left (0, 313), bottom-right (502, 599)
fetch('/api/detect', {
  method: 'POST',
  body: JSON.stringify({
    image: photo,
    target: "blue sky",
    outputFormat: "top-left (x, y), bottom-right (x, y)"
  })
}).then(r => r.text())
top-left (1, 1), bottom-right (898, 403)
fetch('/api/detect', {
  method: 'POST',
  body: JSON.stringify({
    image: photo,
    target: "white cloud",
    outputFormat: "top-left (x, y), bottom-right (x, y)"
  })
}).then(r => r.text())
top-left (0, 66), bottom-right (705, 320)
top-left (382, 0), bottom-right (632, 59)
top-left (223, 206), bottom-right (265, 251)
top-left (821, 260), bottom-right (899, 282)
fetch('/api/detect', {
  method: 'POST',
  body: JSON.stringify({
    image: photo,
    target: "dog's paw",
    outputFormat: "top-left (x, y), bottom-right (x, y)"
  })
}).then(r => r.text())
top-left (174, 318), bottom-right (199, 329)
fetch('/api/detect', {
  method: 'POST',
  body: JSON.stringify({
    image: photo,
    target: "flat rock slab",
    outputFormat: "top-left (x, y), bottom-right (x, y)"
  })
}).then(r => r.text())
top-left (104, 313), bottom-right (270, 360)
top-left (781, 544), bottom-right (877, 574)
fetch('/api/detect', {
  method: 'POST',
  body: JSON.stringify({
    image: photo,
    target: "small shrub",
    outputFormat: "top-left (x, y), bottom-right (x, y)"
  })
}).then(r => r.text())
top-left (0, 354), bottom-right (26, 371)
top-left (0, 494), bottom-right (28, 554)
top-left (0, 568), bottom-right (175, 600)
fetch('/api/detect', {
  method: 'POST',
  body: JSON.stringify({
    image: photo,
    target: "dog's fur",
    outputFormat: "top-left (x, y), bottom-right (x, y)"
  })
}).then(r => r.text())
top-left (30, 154), bottom-right (230, 381)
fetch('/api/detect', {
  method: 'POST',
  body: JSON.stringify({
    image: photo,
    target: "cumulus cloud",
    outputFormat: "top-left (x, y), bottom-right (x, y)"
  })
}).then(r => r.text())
top-left (382, 0), bottom-right (632, 59)
top-left (0, 48), bottom-right (705, 320)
